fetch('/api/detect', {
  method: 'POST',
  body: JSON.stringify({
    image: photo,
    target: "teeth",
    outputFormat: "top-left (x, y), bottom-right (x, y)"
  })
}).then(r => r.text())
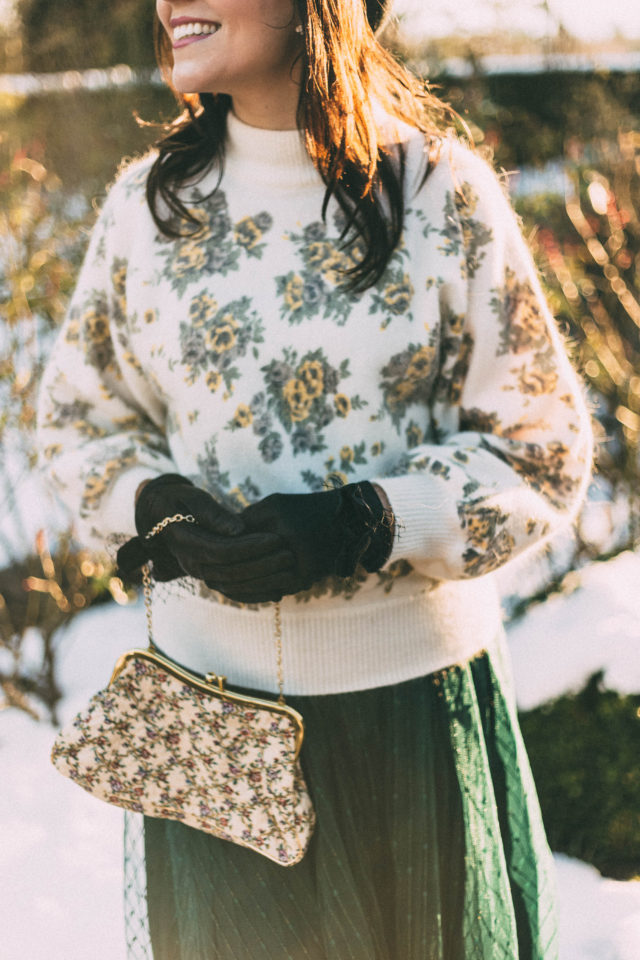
top-left (173, 22), bottom-right (219, 41)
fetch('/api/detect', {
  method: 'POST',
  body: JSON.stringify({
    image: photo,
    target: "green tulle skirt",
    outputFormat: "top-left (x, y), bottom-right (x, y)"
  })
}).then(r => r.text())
top-left (124, 642), bottom-right (558, 960)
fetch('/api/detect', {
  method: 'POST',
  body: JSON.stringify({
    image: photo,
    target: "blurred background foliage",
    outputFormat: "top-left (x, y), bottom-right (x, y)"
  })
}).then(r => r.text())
top-left (0, 532), bottom-right (114, 723)
top-left (1, 2), bottom-right (639, 879)
top-left (18, 0), bottom-right (157, 73)
top-left (521, 672), bottom-right (640, 880)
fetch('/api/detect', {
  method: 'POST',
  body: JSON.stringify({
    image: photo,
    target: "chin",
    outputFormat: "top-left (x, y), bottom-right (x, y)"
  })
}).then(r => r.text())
top-left (170, 64), bottom-right (221, 96)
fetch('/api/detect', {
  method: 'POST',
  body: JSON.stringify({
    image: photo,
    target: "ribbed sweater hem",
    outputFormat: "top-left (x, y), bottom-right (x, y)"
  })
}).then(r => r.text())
top-left (149, 577), bottom-right (503, 696)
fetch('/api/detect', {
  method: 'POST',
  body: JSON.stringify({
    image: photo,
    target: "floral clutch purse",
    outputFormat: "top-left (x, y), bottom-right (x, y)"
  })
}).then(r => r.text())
top-left (51, 535), bottom-right (315, 867)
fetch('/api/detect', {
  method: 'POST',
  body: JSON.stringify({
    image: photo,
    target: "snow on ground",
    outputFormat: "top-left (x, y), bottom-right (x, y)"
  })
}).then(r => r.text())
top-left (0, 603), bottom-right (134, 960)
top-left (556, 856), bottom-right (640, 960)
top-left (1, 554), bottom-right (639, 960)
top-left (508, 550), bottom-right (640, 710)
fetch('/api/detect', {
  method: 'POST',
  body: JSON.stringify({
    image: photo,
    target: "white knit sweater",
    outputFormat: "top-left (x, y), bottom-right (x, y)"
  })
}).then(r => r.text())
top-left (37, 112), bottom-right (593, 694)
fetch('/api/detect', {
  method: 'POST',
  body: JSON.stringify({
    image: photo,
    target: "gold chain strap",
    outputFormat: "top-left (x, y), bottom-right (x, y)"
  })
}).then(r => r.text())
top-left (144, 512), bottom-right (196, 540)
top-left (274, 600), bottom-right (285, 706)
top-left (141, 514), bottom-right (285, 702)
top-left (141, 513), bottom-right (196, 651)
top-left (141, 562), bottom-right (155, 649)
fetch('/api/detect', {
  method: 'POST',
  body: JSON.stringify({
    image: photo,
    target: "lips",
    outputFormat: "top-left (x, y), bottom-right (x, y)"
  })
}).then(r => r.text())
top-left (170, 18), bottom-right (221, 48)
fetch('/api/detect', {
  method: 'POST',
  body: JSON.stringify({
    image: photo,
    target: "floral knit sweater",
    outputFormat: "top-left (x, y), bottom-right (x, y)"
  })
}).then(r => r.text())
top-left (37, 112), bottom-right (593, 695)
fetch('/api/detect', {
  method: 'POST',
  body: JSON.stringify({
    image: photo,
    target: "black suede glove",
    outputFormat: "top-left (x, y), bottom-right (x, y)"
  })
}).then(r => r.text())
top-left (202, 481), bottom-right (394, 604)
top-left (116, 474), bottom-right (285, 583)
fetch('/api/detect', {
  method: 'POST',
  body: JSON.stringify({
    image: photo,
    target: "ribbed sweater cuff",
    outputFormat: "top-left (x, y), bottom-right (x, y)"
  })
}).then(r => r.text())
top-left (92, 466), bottom-right (165, 540)
top-left (370, 474), bottom-right (461, 571)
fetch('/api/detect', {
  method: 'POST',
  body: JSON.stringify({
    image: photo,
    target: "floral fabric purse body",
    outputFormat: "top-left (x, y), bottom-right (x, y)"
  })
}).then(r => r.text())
top-left (51, 520), bottom-right (315, 867)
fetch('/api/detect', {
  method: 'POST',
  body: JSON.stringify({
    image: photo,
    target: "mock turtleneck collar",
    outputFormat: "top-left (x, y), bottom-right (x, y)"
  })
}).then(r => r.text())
top-left (225, 110), bottom-right (322, 191)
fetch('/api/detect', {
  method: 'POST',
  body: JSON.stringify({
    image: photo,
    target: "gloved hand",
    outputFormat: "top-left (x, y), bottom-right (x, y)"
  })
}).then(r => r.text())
top-left (202, 481), bottom-right (394, 604)
top-left (116, 474), bottom-right (285, 584)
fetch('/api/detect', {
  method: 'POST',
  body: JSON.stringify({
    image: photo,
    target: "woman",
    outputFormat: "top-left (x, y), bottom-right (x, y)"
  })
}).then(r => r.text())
top-left (38, 0), bottom-right (593, 957)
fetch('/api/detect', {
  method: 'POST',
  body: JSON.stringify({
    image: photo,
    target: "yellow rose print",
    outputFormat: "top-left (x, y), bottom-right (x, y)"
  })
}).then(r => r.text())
top-left (406, 345), bottom-right (435, 381)
top-left (298, 360), bottom-right (324, 398)
top-left (547, 441), bottom-right (569, 469)
top-left (123, 352), bottom-right (144, 375)
top-left (173, 239), bottom-right (207, 276)
top-left (321, 249), bottom-right (347, 286)
top-left (512, 299), bottom-right (547, 344)
top-left (74, 420), bottom-right (104, 439)
top-left (84, 308), bottom-right (109, 343)
top-left (284, 275), bottom-right (304, 312)
top-left (334, 393), bottom-right (351, 418)
top-left (388, 380), bottom-right (415, 408)
top-left (466, 514), bottom-right (494, 550)
top-left (104, 458), bottom-right (122, 478)
top-left (307, 242), bottom-right (331, 267)
top-left (111, 264), bottom-right (127, 296)
top-left (234, 217), bottom-right (262, 250)
top-left (190, 294), bottom-right (218, 327)
top-left (84, 474), bottom-right (107, 505)
top-left (406, 422), bottom-right (424, 448)
top-left (447, 312), bottom-right (465, 336)
top-left (283, 378), bottom-right (312, 422)
top-left (144, 309), bottom-right (157, 325)
top-left (383, 274), bottom-right (414, 314)
top-left (206, 371), bottom-right (222, 393)
top-left (184, 206), bottom-right (209, 234)
top-left (340, 446), bottom-right (354, 465)
top-left (113, 415), bottom-right (141, 430)
top-left (207, 321), bottom-right (237, 353)
top-left (516, 367), bottom-right (559, 396)
top-left (232, 404), bottom-right (253, 428)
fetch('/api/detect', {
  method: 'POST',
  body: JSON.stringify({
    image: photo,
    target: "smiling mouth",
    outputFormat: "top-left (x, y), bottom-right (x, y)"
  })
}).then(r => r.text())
top-left (172, 21), bottom-right (220, 45)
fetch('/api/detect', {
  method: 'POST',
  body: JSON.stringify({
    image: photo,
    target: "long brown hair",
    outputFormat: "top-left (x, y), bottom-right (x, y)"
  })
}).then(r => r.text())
top-left (147, 1), bottom-right (456, 291)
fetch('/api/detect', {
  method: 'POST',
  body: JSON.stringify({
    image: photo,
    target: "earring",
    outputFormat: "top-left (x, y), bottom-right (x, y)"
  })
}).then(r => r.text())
top-left (295, 24), bottom-right (303, 34)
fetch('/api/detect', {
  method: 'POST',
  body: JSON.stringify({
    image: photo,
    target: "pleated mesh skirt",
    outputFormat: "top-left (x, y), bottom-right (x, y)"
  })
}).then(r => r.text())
top-left (131, 646), bottom-right (558, 960)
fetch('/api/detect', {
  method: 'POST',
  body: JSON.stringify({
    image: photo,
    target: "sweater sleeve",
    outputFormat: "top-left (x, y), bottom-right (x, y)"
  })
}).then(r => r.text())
top-left (371, 145), bottom-right (593, 580)
top-left (36, 176), bottom-right (177, 552)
